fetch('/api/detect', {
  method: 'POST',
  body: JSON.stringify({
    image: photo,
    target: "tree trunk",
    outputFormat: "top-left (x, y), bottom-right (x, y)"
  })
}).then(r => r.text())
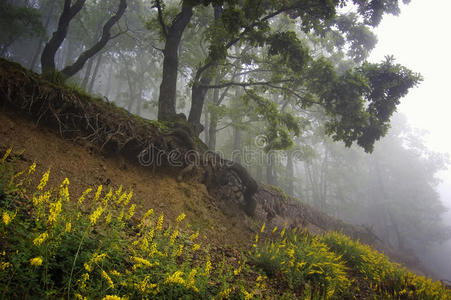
top-left (187, 5), bottom-right (223, 132)
top-left (41, 0), bottom-right (86, 73)
top-left (267, 153), bottom-right (277, 186)
top-left (61, 0), bottom-right (127, 78)
top-left (29, 0), bottom-right (56, 70)
top-left (157, 3), bottom-right (193, 121)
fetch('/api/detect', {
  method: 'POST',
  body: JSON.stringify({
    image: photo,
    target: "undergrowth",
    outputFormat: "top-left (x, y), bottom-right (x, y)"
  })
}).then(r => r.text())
top-left (1, 147), bottom-right (450, 299)
top-left (0, 148), bottom-right (261, 299)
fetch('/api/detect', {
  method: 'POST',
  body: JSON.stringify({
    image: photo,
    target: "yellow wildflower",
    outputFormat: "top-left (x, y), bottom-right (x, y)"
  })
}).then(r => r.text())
top-left (126, 204), bottom-right (136, 220)
top-left (1, 261), bottom-right (11, 270)
top-left (219, 287), bottom-right (233, 298)
top-left (175, 245), bottom-right (184, 257)
top-left (165, 270), bottom-right (185, 285)
top-left (272, 226), bottom-right (278, 233)
top-left (204, 256), bottom-right (212, 275)
top-left (176, 212), bottom-right (186, 223)
top-left (116, 192), bottom-right (127, 205)
top-left (1, 147), bottom-right (12, 163)
top-left (89, 253), bottom-right (107, 265)
top-left (78, 188), bottom-right (92, 204)
top-left (156, 213), bottom-right (164, 231)
top-left (84, 263), bottom-right (92, 273)
top-left (101, 270), bottom-right (114, 288)
top-left (260, 222), bottom-right (266, 233)
top-left (33, 232), bottom-right (49, 246)
top-left (138, 209), bottom-right (154, 228)
top-left (255, 233), bottom-right (259, 243)
top-left (2, 210), bottom-right (16, 226)
top-left (37, 168), bottom-right (51, 191)
top-left (89, 206), bottom-right (104, 226)
top-left (189, 231), bottom-right (199, 241)
top-left (30, 256), bottom-right (43, 266)
top-left (105, 212), bottom-right (113, 224)
top-left (93, 185), bottom-right (103, 202)
top-left (75, 293), bottom-right (86, 300)
top-left (59, 178), bottom-right (70, 201)
top-left (102, 188), bottom-right (113, 206)
top-left (48, 200), bottom-right (62, 225)
top-left (186, 269), bottom-right (199, 292)
top-left (131, 256), bottom-right (158, 268)
top-left (170, 227), bottom-right (179, 245)
top-left (65, 222), bottom-right (72, 232)
top-left (192, 244), bottom-right (201, 251)
top-left (123, 190), bottom-right (133, 205)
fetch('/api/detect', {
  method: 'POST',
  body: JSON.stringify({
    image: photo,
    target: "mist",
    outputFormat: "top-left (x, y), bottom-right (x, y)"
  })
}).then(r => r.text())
top-left (1, 0), bottom-right (450, 284)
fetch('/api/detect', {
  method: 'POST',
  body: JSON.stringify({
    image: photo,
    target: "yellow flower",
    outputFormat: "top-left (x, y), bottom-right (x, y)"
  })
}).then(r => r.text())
top-left (0, 261), bottom-right (11, 270)
top-left (37, 168), bottom-right (50, 191)
top-left (175, 245), bottom-right (184, 257)
top-left (219, 287), bottom-right (233, 298)
top-left (75, 294), bottom-right (88, 300)
top-left (78, 188), bottom-right (92, 204)
top-left (2, 211), bottom-right (16, 226)
top-left (102, 188), bottom-right (113, 206)
top-left (102, 295), bottom-right (126, 300)
top-left (123, 190), bottom-right (133, 205)
top-left (93, 185), bottom-right (103, 202)
top-left (65, 222), bottom-right (72, 232)
top-left (189, 231), bottom-right (199, 241)
top-left (33, 232), bottom-right (49, 246)
top-left (165, 270), bottom-right (185, 285)
top-left (204, 257), bottom-right (212, 275)
top-left (138, 209), bottom-right (154, 228)
top-left (170, 227), bottom-right (179, 245)
top-left (84, 263), bottom-right (92, 273)
top-left (105, 212), bottom-right (113, 224)
top-left (272, 226), bottom-right (278, 233)
top-left (131, 256), bottom-right (158, 268)
top-left (101, 270), bottom-right (114, 288)
top-left (156, 213), bottom-right (164, 231)
top-left (186, 269), bottom-right (199, 292)
top-left (126, 204), bottom-right (136, 220)
top-left (59, 178), bottom-right (70, 201)
top-left (89, 206), bottom-right (104, 226)
top-left (260, 222), bottom-right (266, 233)
top-left (1, 147), bottom-right (12, 163)
top-left (176, 212), bottom-right (186, 223)
top-left (30, 256), bottom-right (43, 266)
top-left (48, 200), bottom-right (62, 225)
top-left (192, 244), bottom-right (201, 251)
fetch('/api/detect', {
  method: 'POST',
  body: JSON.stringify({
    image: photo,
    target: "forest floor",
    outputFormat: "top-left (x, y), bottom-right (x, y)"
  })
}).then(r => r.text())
top-left (1, 58), bottom-right (448, 298)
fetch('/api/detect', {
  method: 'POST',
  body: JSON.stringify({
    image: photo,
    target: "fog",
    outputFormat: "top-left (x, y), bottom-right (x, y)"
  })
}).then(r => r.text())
top-left (1, 0), bottom-right (450, 282)
top-left (369, 0), bottom-right (451, 281)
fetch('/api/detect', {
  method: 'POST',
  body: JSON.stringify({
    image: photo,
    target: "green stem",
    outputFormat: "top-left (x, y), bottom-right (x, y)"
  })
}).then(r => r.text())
top-left (67, 229), bottom-right (88, 300)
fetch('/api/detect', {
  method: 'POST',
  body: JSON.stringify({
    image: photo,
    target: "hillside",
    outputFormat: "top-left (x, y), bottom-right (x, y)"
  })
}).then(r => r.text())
top-left (1, 58), bottom-right (450, 299)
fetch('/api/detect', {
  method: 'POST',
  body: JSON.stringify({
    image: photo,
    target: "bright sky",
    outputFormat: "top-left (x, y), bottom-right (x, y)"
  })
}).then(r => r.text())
top-left (369, 0), bottom-right (451, 222)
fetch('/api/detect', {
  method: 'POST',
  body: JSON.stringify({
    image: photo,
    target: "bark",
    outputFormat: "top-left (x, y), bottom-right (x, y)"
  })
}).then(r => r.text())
top-left (29, 2), bottom-right (56, 70)
top-left (61, 0), bottom-right (127, 78)
top-left (157, 2), bottom-right (193, 121)
top-left (208, 112), bottom-right (218, 150)
top-left (40, 0), bottom-right (86, 73)
top-left (187, 4), bottom-right (222, 132)
top-left (188, 72), bottom-right (211, 133)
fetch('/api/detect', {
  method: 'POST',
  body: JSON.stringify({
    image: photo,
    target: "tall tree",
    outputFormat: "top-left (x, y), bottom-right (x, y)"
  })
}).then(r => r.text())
top-left (40, 0), bottom-right (127, 79)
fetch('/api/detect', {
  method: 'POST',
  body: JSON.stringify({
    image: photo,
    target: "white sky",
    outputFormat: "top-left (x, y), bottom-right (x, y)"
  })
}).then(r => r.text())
top-left (368, 0), bottom-right (451, 223)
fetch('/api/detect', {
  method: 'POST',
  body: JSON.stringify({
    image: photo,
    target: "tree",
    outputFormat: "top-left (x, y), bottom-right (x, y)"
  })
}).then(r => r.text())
top-left (40, 0), bottom-right (127, 79)
top-left (0, 2), bottom-right (45, 57)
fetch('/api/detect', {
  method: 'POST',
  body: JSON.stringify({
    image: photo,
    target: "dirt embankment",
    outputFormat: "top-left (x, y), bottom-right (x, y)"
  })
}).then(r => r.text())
top-left (0, 58), bottom-right (431, 277)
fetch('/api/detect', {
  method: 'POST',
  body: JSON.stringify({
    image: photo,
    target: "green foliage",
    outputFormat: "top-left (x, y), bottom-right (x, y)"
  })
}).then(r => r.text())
top-left (0, 152), bottom-right (262, 299)
top-left (322, 56), bottom-right (422, 152)
top-left (0, 2), bottom-right (45, 48)
top-left (321, 231), bottom-right (451, 299)
top-left (251, 226), bottom-right (351, 299)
